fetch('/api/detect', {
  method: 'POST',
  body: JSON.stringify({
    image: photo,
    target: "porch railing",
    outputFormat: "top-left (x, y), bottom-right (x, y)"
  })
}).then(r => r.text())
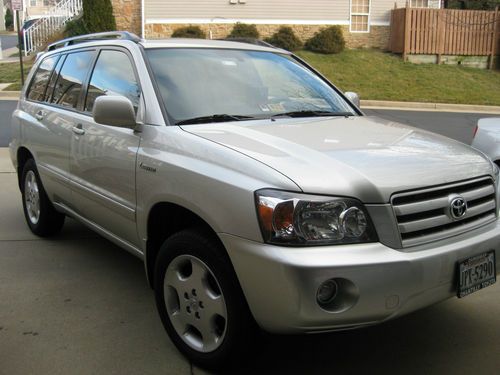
top-left (23, 0), bottom-right (83, 56)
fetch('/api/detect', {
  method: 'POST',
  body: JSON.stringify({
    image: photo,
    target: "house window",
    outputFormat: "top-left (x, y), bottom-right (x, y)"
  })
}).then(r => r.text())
top-left (43, 0), bottom-right (50, 6)
top-left (350, 0), bottom-right (370, 33)
top-left (30, 0), bottom-right (37, 6)
top-left (410, 0), bottom-right (428, 7)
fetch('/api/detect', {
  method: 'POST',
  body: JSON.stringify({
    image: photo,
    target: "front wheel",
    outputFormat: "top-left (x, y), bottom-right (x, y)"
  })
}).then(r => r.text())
top-left (154, 229), bottom-right (256, 370)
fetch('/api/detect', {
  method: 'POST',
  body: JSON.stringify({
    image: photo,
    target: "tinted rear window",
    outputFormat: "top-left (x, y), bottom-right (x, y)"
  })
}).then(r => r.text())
top-left (27, 55), bottom-right (59, 102)
top-left (51, 50), bottom-right (94, 109)
top-left (44, 54), bottom-right (65, 103)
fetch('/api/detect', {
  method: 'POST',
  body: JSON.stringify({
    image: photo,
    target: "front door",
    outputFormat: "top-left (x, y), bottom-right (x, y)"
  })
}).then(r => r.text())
top-left (69, 49), bottom-right (142, 246)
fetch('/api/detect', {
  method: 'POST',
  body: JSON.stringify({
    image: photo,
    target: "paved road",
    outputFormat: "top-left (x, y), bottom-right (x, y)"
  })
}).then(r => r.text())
top-left (364, 108), bottom-right (499, 144)
top-left (1, 34), bottom-right (19, 51)
top-left (0, 99), bottom-right (498, 147)
top-left (1, 102), bottom-right (500, 374)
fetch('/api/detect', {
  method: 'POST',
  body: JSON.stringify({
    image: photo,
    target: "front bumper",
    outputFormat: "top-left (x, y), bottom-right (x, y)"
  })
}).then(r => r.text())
top-left (220, 219), bottom-right (500, 334)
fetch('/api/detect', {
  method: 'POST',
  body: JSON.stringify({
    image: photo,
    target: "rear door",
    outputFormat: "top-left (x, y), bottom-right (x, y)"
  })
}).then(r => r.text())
top-left (69, 48), bottom-right (142, 247)
top-left (38, 49), bottom-right (97, 208)
top-left (20, 53), bottom-right (73, 205)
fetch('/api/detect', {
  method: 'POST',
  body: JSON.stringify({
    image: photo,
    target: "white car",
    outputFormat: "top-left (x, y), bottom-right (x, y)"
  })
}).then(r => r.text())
top-left (472, 118), bottom-right (500, 165)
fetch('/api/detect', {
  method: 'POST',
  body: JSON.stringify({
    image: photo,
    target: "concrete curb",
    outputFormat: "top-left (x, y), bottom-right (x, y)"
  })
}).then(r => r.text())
top-left (0, 91), bottom-right (20, 100)
top-left (361, 100), bottom-right (500, 114)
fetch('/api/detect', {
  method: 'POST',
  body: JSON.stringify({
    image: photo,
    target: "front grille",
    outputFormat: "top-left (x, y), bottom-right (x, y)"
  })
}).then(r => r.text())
top-left (392, 177), bottom-right (497, 247)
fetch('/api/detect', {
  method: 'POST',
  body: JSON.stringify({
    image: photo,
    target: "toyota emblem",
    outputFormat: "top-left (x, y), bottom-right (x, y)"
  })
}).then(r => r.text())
top-left (449, 196), bottom-right (467, 219)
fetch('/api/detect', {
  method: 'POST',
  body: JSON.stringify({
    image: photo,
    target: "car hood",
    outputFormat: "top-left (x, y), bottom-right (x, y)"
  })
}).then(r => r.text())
top-left (182, 116), bottom-right (494, 203)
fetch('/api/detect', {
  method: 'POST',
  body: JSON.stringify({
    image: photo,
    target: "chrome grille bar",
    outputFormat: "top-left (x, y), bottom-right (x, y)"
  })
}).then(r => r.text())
top-left (392, 177), bottom-right (497, 247)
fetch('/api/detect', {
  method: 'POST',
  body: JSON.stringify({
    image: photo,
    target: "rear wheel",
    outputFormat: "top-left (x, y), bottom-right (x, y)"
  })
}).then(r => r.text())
top-left (154, 229), bottom-right (256, 370)
top-left (21, 159), bottom-right (65, 236)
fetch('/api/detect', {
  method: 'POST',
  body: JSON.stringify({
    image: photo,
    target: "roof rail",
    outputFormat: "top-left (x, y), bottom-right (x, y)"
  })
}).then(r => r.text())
top-left (47, 31), bottom-right (141, 51)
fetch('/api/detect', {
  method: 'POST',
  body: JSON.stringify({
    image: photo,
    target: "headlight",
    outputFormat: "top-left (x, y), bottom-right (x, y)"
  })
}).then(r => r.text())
top-left (255, 189), bottom-right (378, 246)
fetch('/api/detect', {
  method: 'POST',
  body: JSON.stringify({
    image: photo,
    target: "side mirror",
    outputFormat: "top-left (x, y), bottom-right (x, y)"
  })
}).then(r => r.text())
top-left (93, 96), bottom-right (136, 128)
top-left (344, 92), bottom-right (360, 108)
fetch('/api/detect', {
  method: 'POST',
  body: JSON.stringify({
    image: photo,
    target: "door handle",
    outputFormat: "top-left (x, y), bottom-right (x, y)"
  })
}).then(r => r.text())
top-left (35, 110), bottom-right (45, 121)
top-left (72, 124), bottom-right (85, 135)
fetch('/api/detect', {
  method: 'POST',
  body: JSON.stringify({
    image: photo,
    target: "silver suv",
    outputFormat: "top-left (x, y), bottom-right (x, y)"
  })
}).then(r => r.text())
top-left (10, 32), bottom-right (499, 370)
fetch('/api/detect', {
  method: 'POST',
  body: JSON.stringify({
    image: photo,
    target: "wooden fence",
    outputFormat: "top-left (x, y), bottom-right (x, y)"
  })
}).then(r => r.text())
top-left (389, 7), bottom-right (500, 68)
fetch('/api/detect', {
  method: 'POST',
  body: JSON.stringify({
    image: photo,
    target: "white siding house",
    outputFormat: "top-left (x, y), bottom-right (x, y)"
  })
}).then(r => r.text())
top-left (113, 0), bottom-right (442, 49)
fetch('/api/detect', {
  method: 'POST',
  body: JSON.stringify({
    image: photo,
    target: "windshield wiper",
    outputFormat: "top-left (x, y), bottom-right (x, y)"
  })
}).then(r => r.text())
top-left (271, 110), bottom-right (354, 119)
top-left (176, 114), bottom-right (255, 125)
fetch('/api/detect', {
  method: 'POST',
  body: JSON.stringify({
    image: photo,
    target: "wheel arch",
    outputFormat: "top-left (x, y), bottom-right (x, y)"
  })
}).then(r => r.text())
top-left (145, 202), bottom-right (229, 289)
top-left (16, 146), bottom-right (35, 190)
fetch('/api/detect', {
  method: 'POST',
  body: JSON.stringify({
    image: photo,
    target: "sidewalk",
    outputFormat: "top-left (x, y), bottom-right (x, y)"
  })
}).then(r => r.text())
top-left (361, 100), bottom-right (500, 114)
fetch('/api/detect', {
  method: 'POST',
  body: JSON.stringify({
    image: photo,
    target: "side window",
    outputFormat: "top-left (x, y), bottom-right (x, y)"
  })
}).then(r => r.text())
top-left (44, 54), bottom-right (65, 103)
top-left (84, 50), bottom-right (140, 113)
top-left (27, 55), bottom-right (59, 102)
top-left (51, 50), bottom-right (94, 109)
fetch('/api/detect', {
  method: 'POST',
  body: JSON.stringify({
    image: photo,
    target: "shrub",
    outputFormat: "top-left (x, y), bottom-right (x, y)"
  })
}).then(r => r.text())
top-left (171, 25), bottom-right (206, 39)
top-left (64, 19), bottom-right (88, 37)
top-left (227, 23), bottom-right (259, 39)
top-left (83, 0), bottom-right (116, 33)
top-left (5, 8), bottom-right (13, 31)
top-left (265, 26), bottom-right (302, 51)
top-left (446, 0), bottom-right (500, 10)
top-left (64, 0), bottom-right (116, 37)
top-left (305, 26), bottom-right (345, 54)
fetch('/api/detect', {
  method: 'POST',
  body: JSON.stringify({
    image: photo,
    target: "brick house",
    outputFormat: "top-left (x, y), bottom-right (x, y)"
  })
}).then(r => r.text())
top-left (112, 0), bottom-right (441, 49)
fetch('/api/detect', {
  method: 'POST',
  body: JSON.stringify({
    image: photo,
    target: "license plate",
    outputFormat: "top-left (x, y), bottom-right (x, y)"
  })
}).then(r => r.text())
top-left (457, 251), bottom-right (496, 298)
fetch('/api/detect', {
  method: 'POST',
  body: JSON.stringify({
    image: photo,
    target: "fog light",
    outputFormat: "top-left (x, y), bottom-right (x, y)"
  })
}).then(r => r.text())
top-left (316, 279), bottom-right (338, 305)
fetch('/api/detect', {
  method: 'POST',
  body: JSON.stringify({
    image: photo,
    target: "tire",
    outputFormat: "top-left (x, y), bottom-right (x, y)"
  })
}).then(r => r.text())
top-left (21, 159), bottom-right (65, 237)
top-left (154, 229), bottom-right (256, 371)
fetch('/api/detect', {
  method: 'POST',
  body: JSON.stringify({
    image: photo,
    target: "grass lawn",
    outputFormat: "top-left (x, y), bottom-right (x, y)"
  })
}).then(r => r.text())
top-left (296, 49), bottom-right (500, 106)
top-left (0, 61), bottom-right (32, 91)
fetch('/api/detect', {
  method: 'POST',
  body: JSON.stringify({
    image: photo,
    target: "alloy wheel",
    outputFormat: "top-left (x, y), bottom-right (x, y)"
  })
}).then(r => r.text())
top-left (24, 170), bottom-right (40, 225)
top-left (163, 254), bottom-right (228, 353)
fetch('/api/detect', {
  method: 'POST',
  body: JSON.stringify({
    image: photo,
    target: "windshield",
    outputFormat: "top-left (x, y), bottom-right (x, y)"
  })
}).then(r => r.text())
top-left (146, 48), bottom-right (355, 125)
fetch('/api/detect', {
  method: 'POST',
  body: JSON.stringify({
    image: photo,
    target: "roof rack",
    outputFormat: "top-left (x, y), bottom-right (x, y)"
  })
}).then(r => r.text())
top-left (47, 31), bottom-right (141, 51)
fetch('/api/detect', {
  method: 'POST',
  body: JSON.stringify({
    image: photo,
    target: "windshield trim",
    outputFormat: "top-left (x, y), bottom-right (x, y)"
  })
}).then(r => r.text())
top-left (139, 44), bottom-right (172, 125)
